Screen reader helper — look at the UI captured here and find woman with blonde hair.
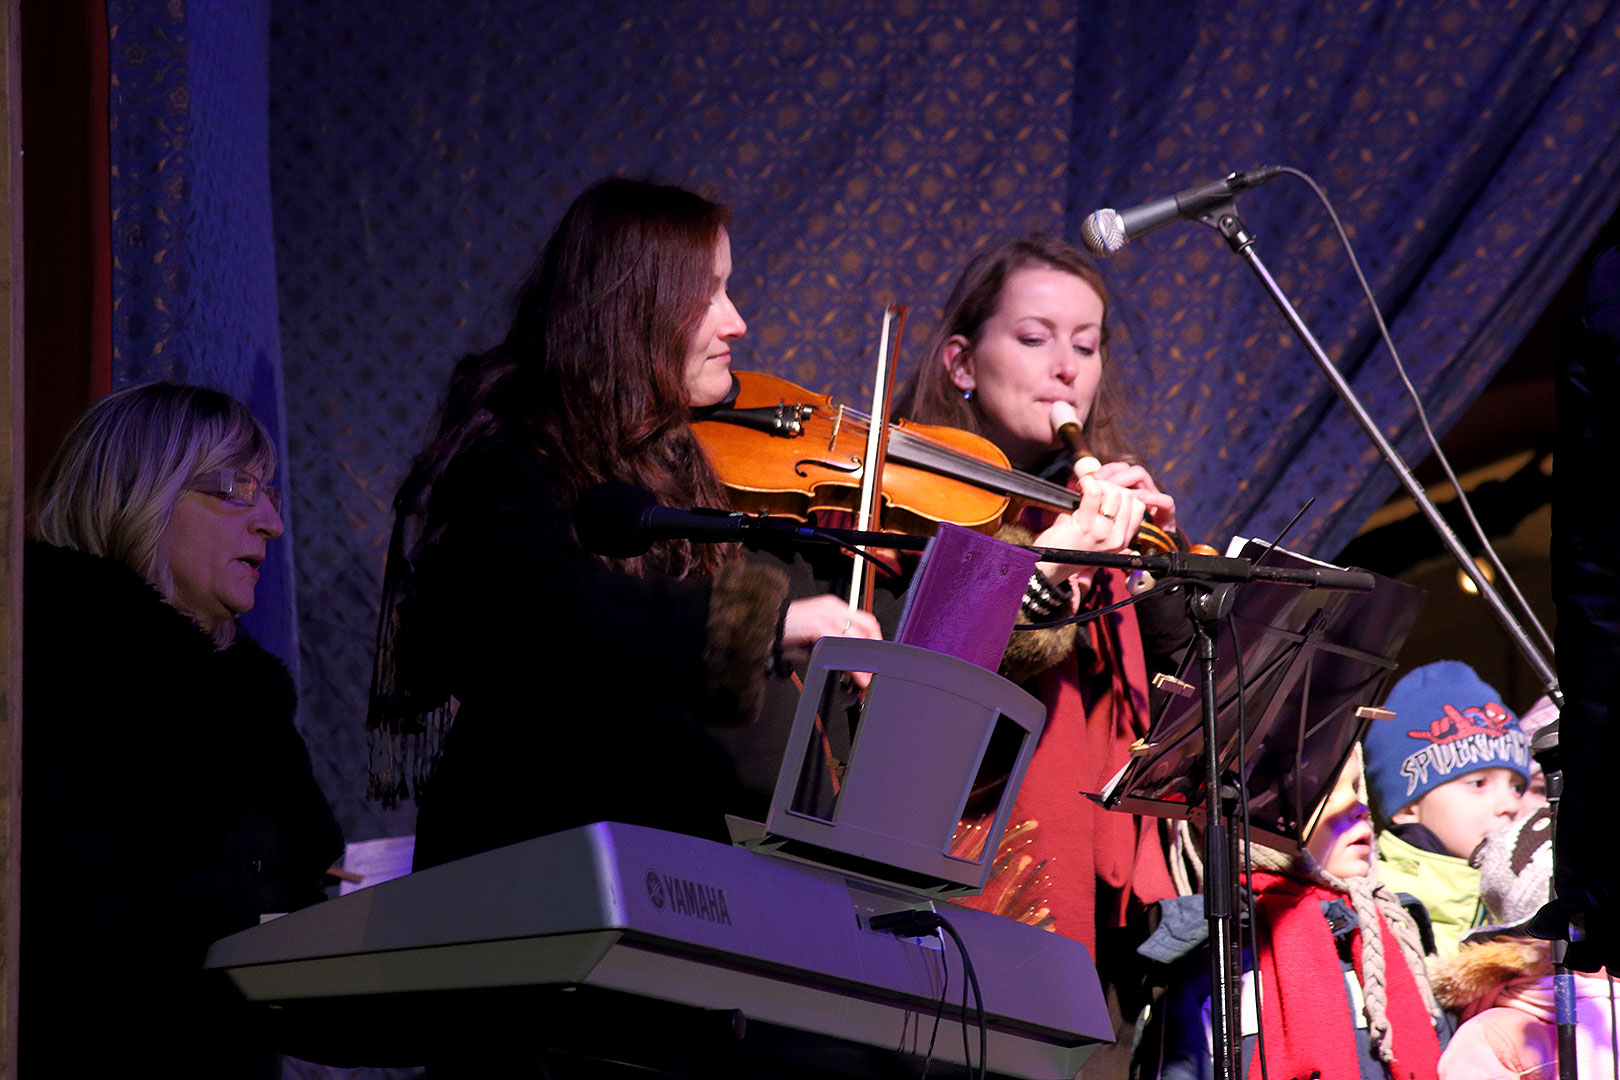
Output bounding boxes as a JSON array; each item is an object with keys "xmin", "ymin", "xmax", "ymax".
[
  {"xmin": 35, "ymin": 382, "xmax": 290, "ymax": 644},
  {"xmin": 25, "ymin": 383, "xmax": 342, "ymax": 1078}
]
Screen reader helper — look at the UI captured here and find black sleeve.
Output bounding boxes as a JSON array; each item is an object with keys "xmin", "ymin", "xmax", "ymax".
[
  {"xmin": 1135, "ymin": 583, "xmax": 1195, "ymax": 677},
  {"xmin": 417, "ymin": 445, "xmax": 714, "ymax": 706},
  {"xmin": 404, "ymin": 444, "xmax": 794, "ymax": 860},
  {"xmin": 412, "ymin": 441, "xmax": 809, "ymax": 732},
  {"xmin": 1551, "ymin": 245, "xmax": 1620, "ymax": 957}
]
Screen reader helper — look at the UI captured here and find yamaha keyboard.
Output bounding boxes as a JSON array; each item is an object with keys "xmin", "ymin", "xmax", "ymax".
[{"xmin": 207, "ymin": 821, "xmax": 1110, "ymax": 1078}]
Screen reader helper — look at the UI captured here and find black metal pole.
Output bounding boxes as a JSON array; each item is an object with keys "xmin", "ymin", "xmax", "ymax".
[
  {"xmin": 1533, "ymin": 726, "xmax": 1580, "ymax": 1080},
  {"xmin": 1197, "ymin": 201, "xmax": 1561, "ymax": 709},
  {"xmin": 1190, "ymin": 584, "xmax": 1242, "ymax": 1080},
  {"xmin": 1198, "ymin": 197, "xmax": 1577, "ymax": 1075}
]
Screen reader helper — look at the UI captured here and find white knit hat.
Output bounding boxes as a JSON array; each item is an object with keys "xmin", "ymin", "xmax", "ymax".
[{"xmin": 1463, "ymin": 805, "xmax": 1553, "ymax": 943}]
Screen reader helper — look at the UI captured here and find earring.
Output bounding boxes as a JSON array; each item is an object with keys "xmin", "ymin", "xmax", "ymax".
[{"xmin": 962, "ymin": 388, "xmax": 974, "ymax": 402}]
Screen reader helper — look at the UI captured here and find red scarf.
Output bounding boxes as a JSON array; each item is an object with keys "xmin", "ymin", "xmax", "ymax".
[
  {"xmin": 954, "ymin": 569, "xmax": 1174, "ymax": 949},
  {"xmin": 1246, "ymin": 870, "xmax": 1440, "ymax": 1080}
]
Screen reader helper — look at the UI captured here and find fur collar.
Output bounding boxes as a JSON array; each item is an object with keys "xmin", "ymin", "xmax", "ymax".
[
  {"xmin": 25, "ymin": 540, "xmax": 294, "ymax": 715},
  {"xmin": 1431, "ymin": 937, "xmax": 1551, "ymax": 1012}
]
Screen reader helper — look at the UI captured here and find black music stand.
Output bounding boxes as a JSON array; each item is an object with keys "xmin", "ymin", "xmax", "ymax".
[
  {"xmin": 1099, "ymin": 540, "xmax": 1423, "ymax": 844},
  {"xmin": 1096, "ymin": 540, "xmax": 1425, "ymax": 1079}
]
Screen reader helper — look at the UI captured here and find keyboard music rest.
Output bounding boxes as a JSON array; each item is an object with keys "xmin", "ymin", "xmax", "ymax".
[{"xmin": 206, "ymin": 822, "xmax": 1111, "ymax": 1078}]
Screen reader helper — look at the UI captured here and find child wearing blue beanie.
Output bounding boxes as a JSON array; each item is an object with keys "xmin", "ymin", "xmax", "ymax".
[{"xmin": 1362, "ymin": 660, "xmax": 1531, "ymax": 956}]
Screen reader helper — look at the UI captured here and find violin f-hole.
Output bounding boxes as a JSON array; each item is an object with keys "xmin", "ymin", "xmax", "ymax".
[{"xmin": 794, "ymin": 457, "xmax": 862, "ymax": 479}]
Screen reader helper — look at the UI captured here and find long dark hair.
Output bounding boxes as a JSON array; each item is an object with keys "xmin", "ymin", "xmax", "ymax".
[
  {"xmin": 898, "ymin": 234, "xmax": 1137, "ymax": 467},
  {"xmin": 400, "ymin": 177, "xmax": 734, "ymax": 578}
]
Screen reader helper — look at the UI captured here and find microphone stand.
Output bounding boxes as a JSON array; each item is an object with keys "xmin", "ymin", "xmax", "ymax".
[
  {"xmin": 745, "ymin": 516, "xmax": 1377, "ymax": 591},
  {"xmin": 736, "ymin": 514, "xmax": 1372, "ymax": 1080},
  {"xmin": 1532, "ymin": 724, "xmax": 1580, "ymax": 1080},
  {"xmin": 1189, "ymin": 581, "xmax": 1244, "ymax": 1080},
  {"xmin": 1192, "ymin": 199, "xmax": 1562, "ymax": 707},
  {"xmin": 1195, "ymin": 200, "xmax": 1572, "ymax": 1077}
]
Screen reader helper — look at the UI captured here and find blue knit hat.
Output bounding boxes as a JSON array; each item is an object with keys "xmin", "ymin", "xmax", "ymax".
[{"xmin": 1362, "ymin": 660, "xmax": 1530, "ymax": 825}]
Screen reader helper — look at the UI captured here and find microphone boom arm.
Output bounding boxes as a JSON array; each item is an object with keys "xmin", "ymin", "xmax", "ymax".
[
  {"xmin": 746, "ymin": 515, "xmax": 1374, "ymax": 592},
  {"xmin": 1199, "ymin": 205, "xmax": 1562, "ymax": 706}
]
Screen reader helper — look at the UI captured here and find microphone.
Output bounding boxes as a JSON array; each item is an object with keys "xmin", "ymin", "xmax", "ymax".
[
  {"xmin": 575, "ymin": 482, "xmax": 796, "ymax": 557},
  {"xmin": 1079, "ymin": 166, "xmax": 1283, "ymax": 255}
]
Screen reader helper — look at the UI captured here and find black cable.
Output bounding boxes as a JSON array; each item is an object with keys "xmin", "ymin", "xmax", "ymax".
[
  {"xmin": 920, "ymin": 921, "xmax": 950, "ymax": 1080},
  {"xmin": 869, "ymin": 909, "xmax": 988, "ymax": 1080},
  {"xmin": 1011, "ymin": 577, "xmax": 1198, "ymax": 632},
  {"xmin": 1229, "ymin": 609, "xmax": 1268, "ymax": 1080},
  {"xmin": 933, "ymin": 914, "xmax": 988, "ymax": 1080},
  {"xmin": 868, "ymin": 909, "xmax": 952, "ymax": 1078},
  {"xmin": 959, "ymin": 932, "xmax": 973, "ymax": 1079},
  {"xmin": 1008, "ymin": 507, "xmax": 1313, "ymax": 636},
  {"xmin": 1276, "ymin": 165, "xmax": 1553, "ymax": 661},
  {"xmin": 802, "ymin": 528, "xmax": 901, "ymax": 576}
]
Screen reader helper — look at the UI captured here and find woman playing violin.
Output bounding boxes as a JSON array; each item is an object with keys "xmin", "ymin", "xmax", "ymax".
[
  {"xmin": 901, "ymin": 235, "xmax": 1193, "ymax": 1072},
  {"xmin": 367, "ymin": 177, "xmax": 879, "ymax": 871}
]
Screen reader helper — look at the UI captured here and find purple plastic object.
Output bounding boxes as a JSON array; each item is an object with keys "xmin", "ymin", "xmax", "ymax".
[{"xmin": 894, "ymin": 522, "xmax": 1037, "ymax": 671}]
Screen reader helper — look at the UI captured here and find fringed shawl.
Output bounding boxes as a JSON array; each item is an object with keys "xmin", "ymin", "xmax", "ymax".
[{"xmin": 365, "ymin": 494, "xmax": 453, "ymax": 807}]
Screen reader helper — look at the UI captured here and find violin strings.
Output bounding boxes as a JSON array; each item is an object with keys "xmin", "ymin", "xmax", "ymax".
[{"xmin": 831, "ymin": 405, "xmax": 1078, "ymax": 510}]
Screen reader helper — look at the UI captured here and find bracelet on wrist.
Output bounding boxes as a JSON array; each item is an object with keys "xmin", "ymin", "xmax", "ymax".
[{"xmin": 1020, "ymin": 568, "xmax": 1074, "ymax": 620}]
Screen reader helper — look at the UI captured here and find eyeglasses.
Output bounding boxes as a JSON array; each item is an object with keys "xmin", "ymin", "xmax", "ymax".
[{"xmin": 185, "ymin": 469, "xmax": 282, "ymax": 512}]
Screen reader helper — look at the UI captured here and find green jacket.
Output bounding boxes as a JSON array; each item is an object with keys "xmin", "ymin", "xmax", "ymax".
[{"xmin": 1376, "ymin": 829, "xmax": 1484, "ymax": 958}]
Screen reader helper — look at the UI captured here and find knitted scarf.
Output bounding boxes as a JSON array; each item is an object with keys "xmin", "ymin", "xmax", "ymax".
[{"xmin": 1247, "ymin": 865, "xmax": 1443, "ymax": 1080}]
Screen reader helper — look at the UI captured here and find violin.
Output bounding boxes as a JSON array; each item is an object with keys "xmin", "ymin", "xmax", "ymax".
[
  {"xmin": 693, "ymin": 371, "xmax": 1207, "ymax": 556},
  {"xmin": 693, "ymin": 370, "xmax": 1016, "ymax": 537}
]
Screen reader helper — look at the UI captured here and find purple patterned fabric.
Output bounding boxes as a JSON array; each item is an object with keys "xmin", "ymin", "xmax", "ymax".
[
  {"xmin": 106, "ymin": 0, "xmax": 298, "ymax": 672},
  {"xmin": 267, "ymin": 0, "xmax": 1088, "ymax": 839},
  {"xmin": 104, "ymin": 1, "xmax": 1620, "ymax": 851},
  {"xmin": 1066, "ymin": 0, "xmax": 1620, "ymax": 559}
]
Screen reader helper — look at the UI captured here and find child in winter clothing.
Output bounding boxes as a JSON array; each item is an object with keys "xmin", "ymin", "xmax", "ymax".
[
  {"xmin": 1433, "ymin": 806, "xmax": 1618, "ymax": 1080},
  {"xmin": 1364, "ymin": 661, "xmax": 1531, "ymax": 956},
  {"xmin": 1138, "ymin": 748, "xmax": 1450, "ymax": 1080},
  {"xmin": 1515, "ymin": 695, "xmax": 1559, "ymax": 818}
]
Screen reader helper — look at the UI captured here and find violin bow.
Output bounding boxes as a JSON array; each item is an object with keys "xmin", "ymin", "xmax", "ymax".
[{"xmin": 847, "ymin": 304, "xmax": 907, "ymax": 613}]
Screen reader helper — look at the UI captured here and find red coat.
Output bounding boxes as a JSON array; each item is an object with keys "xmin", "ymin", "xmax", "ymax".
[{"xmin": 954, "ymin": 569, "xmax": 1176, "ymax": 952}]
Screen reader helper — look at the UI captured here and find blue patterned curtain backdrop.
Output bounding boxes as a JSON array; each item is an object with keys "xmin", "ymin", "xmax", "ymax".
[
  {"xmin": 106, "ymin": 0, "xmax": 299, "ymax": 672},
  {"xmin": 101, "ymin": 0, "xmax": 1620, "ymax": 842},
  {"xmin": 1065, "ymin": 0, "xmax": 1620, "ymax": 561},
  {"xmin": 268, "ymin": 0, "xmax": 1085, "ymax": 839}
]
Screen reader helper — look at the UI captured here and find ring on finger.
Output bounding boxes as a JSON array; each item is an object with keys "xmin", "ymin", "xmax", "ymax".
[{"xmin": 841, "ymin": 618, "xmax": 852, "ymax": 634}]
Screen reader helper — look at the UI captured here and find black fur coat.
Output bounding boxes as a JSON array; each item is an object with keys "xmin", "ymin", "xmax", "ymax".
[
  {"xmin": 382, "ymin": 438, "xmax": 790, "ymax": 871},
  {"xmin": 21, "ymin": 541, "xmax": 344, "ymax": 1077}
]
